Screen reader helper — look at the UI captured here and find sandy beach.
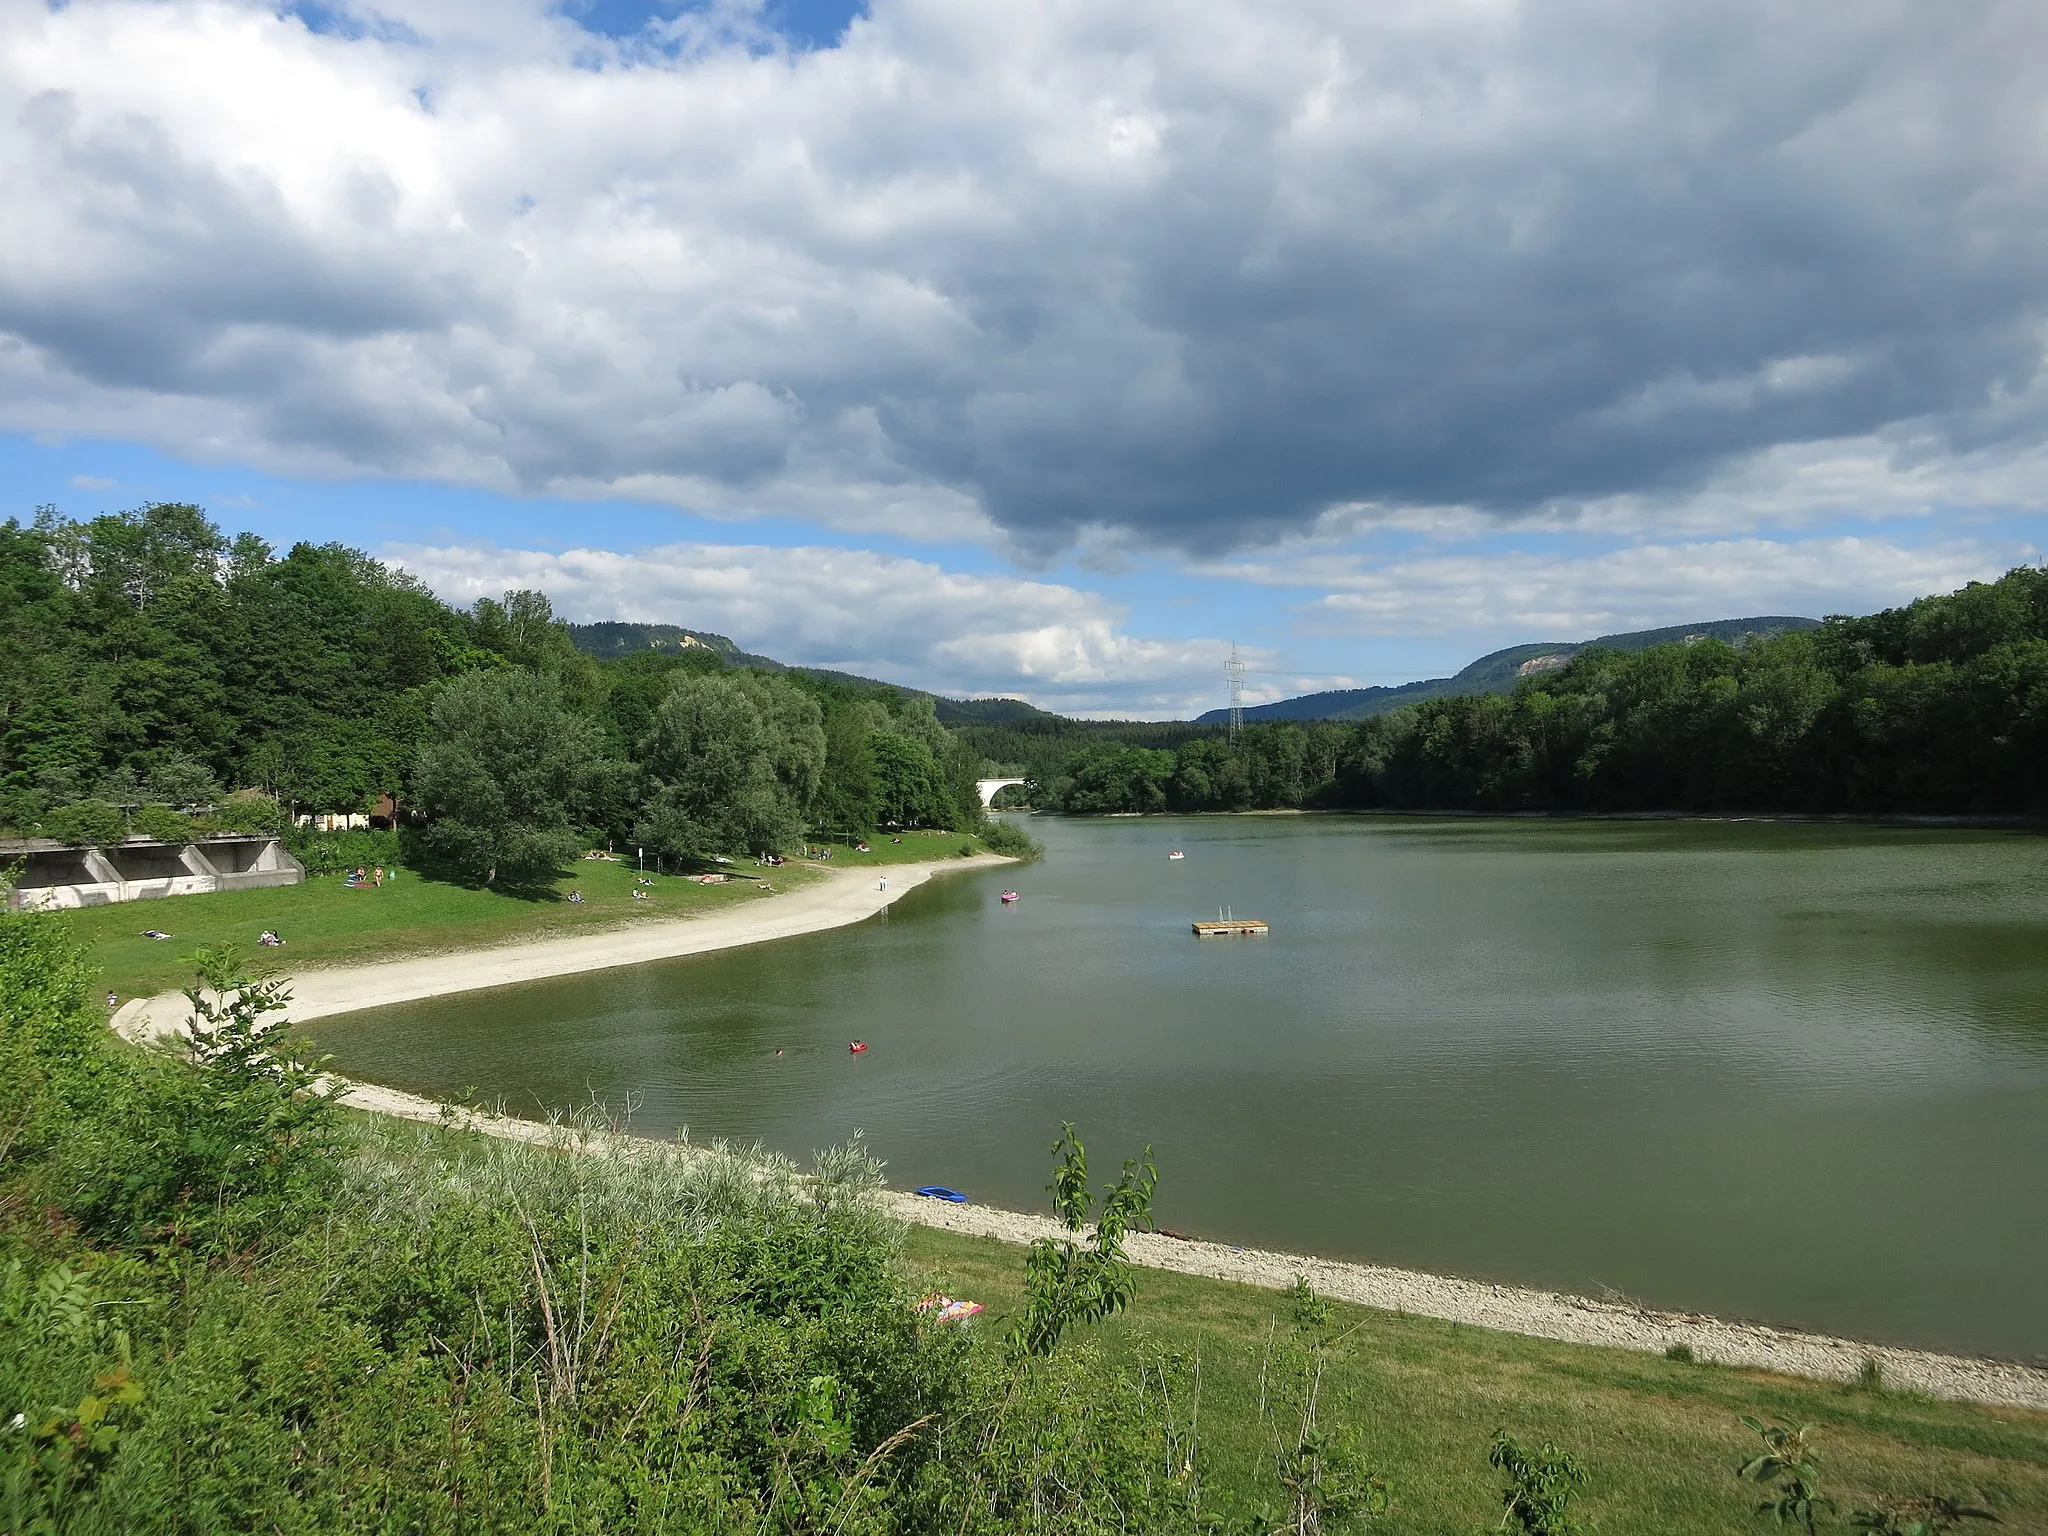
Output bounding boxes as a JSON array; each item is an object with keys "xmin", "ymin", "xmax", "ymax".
[{"xmin": 114, "ymin": 854, "xmax": 1011, "ymax": 1040}]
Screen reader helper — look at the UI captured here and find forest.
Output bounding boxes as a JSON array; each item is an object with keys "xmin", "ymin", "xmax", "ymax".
[
  {"xmin": 0, "ymin": 504, "xmax": 1007, "ymax": 881},
  {"xmin": 1035, "ymin": 566, "xmax": 2048, "ymax": 818},
  {"xmin": 4, "ymin": 503, "xmax": 2043, "ymax": 860}
]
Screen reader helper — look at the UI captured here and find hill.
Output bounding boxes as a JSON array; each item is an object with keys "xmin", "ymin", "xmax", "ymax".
[
  {"xmin": 1199, "ymin": 615, "xmax": 1821, "ymax": 724},
  {"xmin": 566, "ymin": 621, "xmax": 785, "ymax": 670},
  {"xmin": 568, "ymin": 622, "xmax": 936, "ymax": 701}
]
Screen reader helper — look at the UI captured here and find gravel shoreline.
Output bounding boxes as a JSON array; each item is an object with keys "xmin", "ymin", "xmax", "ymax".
[{"xmin": 341, "ymin": 1084, "xmax": 2048, "ymax": 1414}]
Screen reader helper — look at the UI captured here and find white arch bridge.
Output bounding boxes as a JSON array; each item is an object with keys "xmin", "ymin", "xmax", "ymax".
[{"xmin": 975, "ymin": 777, "xmax": 1029, "ymax": 808}]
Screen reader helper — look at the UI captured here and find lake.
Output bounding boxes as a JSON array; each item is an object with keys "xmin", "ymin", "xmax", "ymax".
[{"xmin": 316, "ymin": 815, "xmax": 2048, "ymax": 1361}]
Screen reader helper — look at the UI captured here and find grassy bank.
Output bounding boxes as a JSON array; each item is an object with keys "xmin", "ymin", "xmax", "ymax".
[
  {"xmin": 901, "ymin": 1225, "xmax": 2048, "ymax": 1534},
  {"xmin": 802, "ymin": 829, "xmax": 1001, "ymax": 867},
  {"xmin": 64, "ymin": 832, "xmax": 1004, "ymax": 999},
  {"xmin": 60, "ymin": 857, "xmax": 814, "ymax": 999}
]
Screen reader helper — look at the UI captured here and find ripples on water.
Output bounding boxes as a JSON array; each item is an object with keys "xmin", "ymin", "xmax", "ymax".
[{"xmin": 319, "ymin": 816, "xmax": 2048, "ymax": 1360}]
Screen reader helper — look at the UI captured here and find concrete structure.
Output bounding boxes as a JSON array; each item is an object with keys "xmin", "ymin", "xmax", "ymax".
[
  {"xmin": 3, "ymin": 835, "xmax": 304, "ymax": 911},
  {"xmin": 975, "ymin": 777, "xmax": 1028, "ymax": 807}
]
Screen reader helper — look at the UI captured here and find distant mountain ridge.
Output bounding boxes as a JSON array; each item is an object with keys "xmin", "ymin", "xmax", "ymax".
[
  {"xmin": 1198, "ymin": 615, "xmax": 1822, "ymax": 725},
  {"xmin": 572, "ymin": 615, "xmax": 1823, "ymax": 732}
]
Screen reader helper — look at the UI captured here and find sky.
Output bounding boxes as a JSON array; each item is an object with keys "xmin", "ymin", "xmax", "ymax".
[{"xmin": 2, "ymin": 0, "xmax": 2044, "ymax": 716}]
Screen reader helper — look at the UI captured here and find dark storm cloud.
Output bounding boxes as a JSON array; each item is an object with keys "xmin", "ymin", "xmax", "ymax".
[{"xmin": 2, "ymin": 0, "xmax": 2045, "ymax": 546}]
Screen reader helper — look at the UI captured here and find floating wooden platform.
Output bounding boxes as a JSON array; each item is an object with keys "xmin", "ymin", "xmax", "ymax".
[{"xmin": 1192, "ymin": 918, "xmax": 1268, "ymax": 937}]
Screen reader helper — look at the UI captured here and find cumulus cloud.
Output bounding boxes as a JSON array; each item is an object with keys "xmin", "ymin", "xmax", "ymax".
[
  {"xmin": 387, "ymin": 536, "xmax": 1239, "ymax": 710},
  {"xmin": 3, "ymin": 0, "xmax": 2047, "ymax": 551},
  {"xmin": 1265, "ymin": 537, "xmax": 2039, "ymax": 640}
]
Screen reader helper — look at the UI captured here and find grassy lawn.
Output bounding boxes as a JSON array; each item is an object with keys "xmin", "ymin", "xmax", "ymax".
[
  {"xmin": 65, "ymin": 855, "xmax": 825, "ymax": 1000},
  {"xmin": 67, "ymin": 830, "xmax": 1005, "ymax": 999},
  {"xmin": 800, "ymin": 829, "xmax": 1001, "ymax": 867},
  {"xmin": 900, "ymin": 1225, "xmax": 2048, "ymax": 1535}
]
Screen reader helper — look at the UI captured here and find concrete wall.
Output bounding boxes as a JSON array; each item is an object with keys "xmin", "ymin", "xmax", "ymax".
[{"xmin": 3, "ymin": 836, "xmax": 305, "ymax": 912}]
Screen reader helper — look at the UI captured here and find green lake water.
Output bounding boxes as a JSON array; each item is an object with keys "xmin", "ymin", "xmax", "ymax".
[{"xmin": 316, "ymin": 815, "xmax": 2048, "ymax": 1361}]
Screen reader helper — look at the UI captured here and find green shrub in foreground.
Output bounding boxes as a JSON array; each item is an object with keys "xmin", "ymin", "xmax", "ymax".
[{"xmin": 0, "ymin": 906, "xmax": 1205, "ymax": 1532}]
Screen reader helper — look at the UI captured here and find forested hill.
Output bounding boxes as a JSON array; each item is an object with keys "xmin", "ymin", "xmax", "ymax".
[
  {"xmin": 1197, "ymin": 615, "xmax": 1820, "ymax": 724},
  {"xmin": 1039, "ymin": 571, "xmax": 2045, "ymax": 817},
  {"xmin": 0, "ymin": 503, "xmax": 1009, "ymax": 874},
  {"xmin": 566, "ymin": 621, "xmax": 781, "ymax": 669},
  {"xmin": 571, "ymin": 620, "xmax": 954, "ymax": 702}
]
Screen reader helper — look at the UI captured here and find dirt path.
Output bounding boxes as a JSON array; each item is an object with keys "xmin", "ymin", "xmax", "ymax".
[{"xmin": 113, "ymin": 855, "xmax": 1011, "ymax": 1040}]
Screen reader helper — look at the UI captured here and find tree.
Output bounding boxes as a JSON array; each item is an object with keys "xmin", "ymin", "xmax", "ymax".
[
  {"xmin": 869, "ymin": 727, "xmax": 951, "ymax": 826},
  {"xmin": 636, "ymin": 671, "xmax": 823, "ymax": 859},
  {"xmin": 411, "ymin": 670, "xmax": 612, "ymax": 886},
  {"xmin": 813, "ymin": 701, "xmax": 877, "ymax": 834}
]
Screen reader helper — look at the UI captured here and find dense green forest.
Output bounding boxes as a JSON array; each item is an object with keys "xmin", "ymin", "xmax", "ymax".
[
  {"xmin": 0, "ymin": 504, "xmax": 1005, "ymax": 877},
  {"xmin": 1036, "ymin": 568, "xmax": 2048, "ymax": 817},
  {"xmin": 5, "ymin": 503, "xmax": 2042, "ymax": 847}
]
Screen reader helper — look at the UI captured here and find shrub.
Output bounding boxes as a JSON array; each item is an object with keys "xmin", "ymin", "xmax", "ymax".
[
  {"xmin": 1016, "ymin": 1123, "xmax": 1157, "ymax": 1358},
  {"xmin": 32, "ymin": 944, "xmax": 346, "ymax": 1252},
  {"xmin": 1493, "ymin": 1430, "xmax": 1590, "ymax": 1535},
  {"xmin": 38, "ymin": 799, "xmax": 125, "ymax": 848},
  {"xmin": 127, "ymin": 806, "xmax": 195, "ymax": 845},
  {"xmin": 0, "ymin": 787, "xmax": 46, "ymax": 836},
  {"xmin": 288, "ymin": 825, "xmax": 400, "ymax": 877},
  {"xmin": 202, "ymin": 792, "xmax": 283, "ymax": 835},
  {"xmin": 977, "ymin": 817, "xmax": 1044, "ymax": 861},
  {"xmin": 0, "ymin": 919, "xmax": 1207, "ymax": 1536}
]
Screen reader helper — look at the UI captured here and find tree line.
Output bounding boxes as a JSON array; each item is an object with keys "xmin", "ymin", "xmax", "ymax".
[
  {"xmin": 6, "ymin": 502, "xmax": 2041, "ymax": 850},
  {"xmin": 0, "ymin": 503, "xmax": 997, "ymax": 879},
  {"xmin": 1037, "ymin": 567, "xmax": 2048, "ymax": 817}
]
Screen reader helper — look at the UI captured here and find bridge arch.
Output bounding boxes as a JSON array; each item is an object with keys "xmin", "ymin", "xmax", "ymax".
[{"xmin": 974, "ymin": 777, "xmax": 1028, "ymax": 808}]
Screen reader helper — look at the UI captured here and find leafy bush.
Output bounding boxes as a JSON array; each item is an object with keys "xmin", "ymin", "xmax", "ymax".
[
  {"xmin": 977, "ymin": 817, "xmax": 1044, "ymax": 861},
  {"xmin": 287, "ymin": 825, "xmax": 399, "ymax": 877},
  {"xmin": 1493, "ymin": 1430, "xmax": 1590, "ymax": 1535},
  {"xmin": 126, "ymin": 806, "xmax": 194, "ymax": 845},
  {"xmin": 21, "ymin": 943, "xmax": 345, "ymax": 1253},
  {"xmin": 0, "ymin": 911, "xmax": 1211, "ymax": 1533},
  {"xmin": 38, "ymin": 799, "xmax": 125, "ymax": 848},
  {"xmin": 201, "ymin": 792, "xmax": 283, "ymax": 835},
  {"xmin": 1016, "ymin": 1123, "xmax": 1156, "ymax": 1358},
  {"xmin": 0, "ymin": 787, "xmax": 46, "ymax": 836},
  {"xmin": 1737, "ymin": 1418, "xmax": 1829, "ymax": 1534}
]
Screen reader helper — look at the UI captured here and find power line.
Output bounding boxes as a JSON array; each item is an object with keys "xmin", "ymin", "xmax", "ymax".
[{"xmin": 1224, "ymin": 643, "xmax": 1245, "ymax": 746}]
